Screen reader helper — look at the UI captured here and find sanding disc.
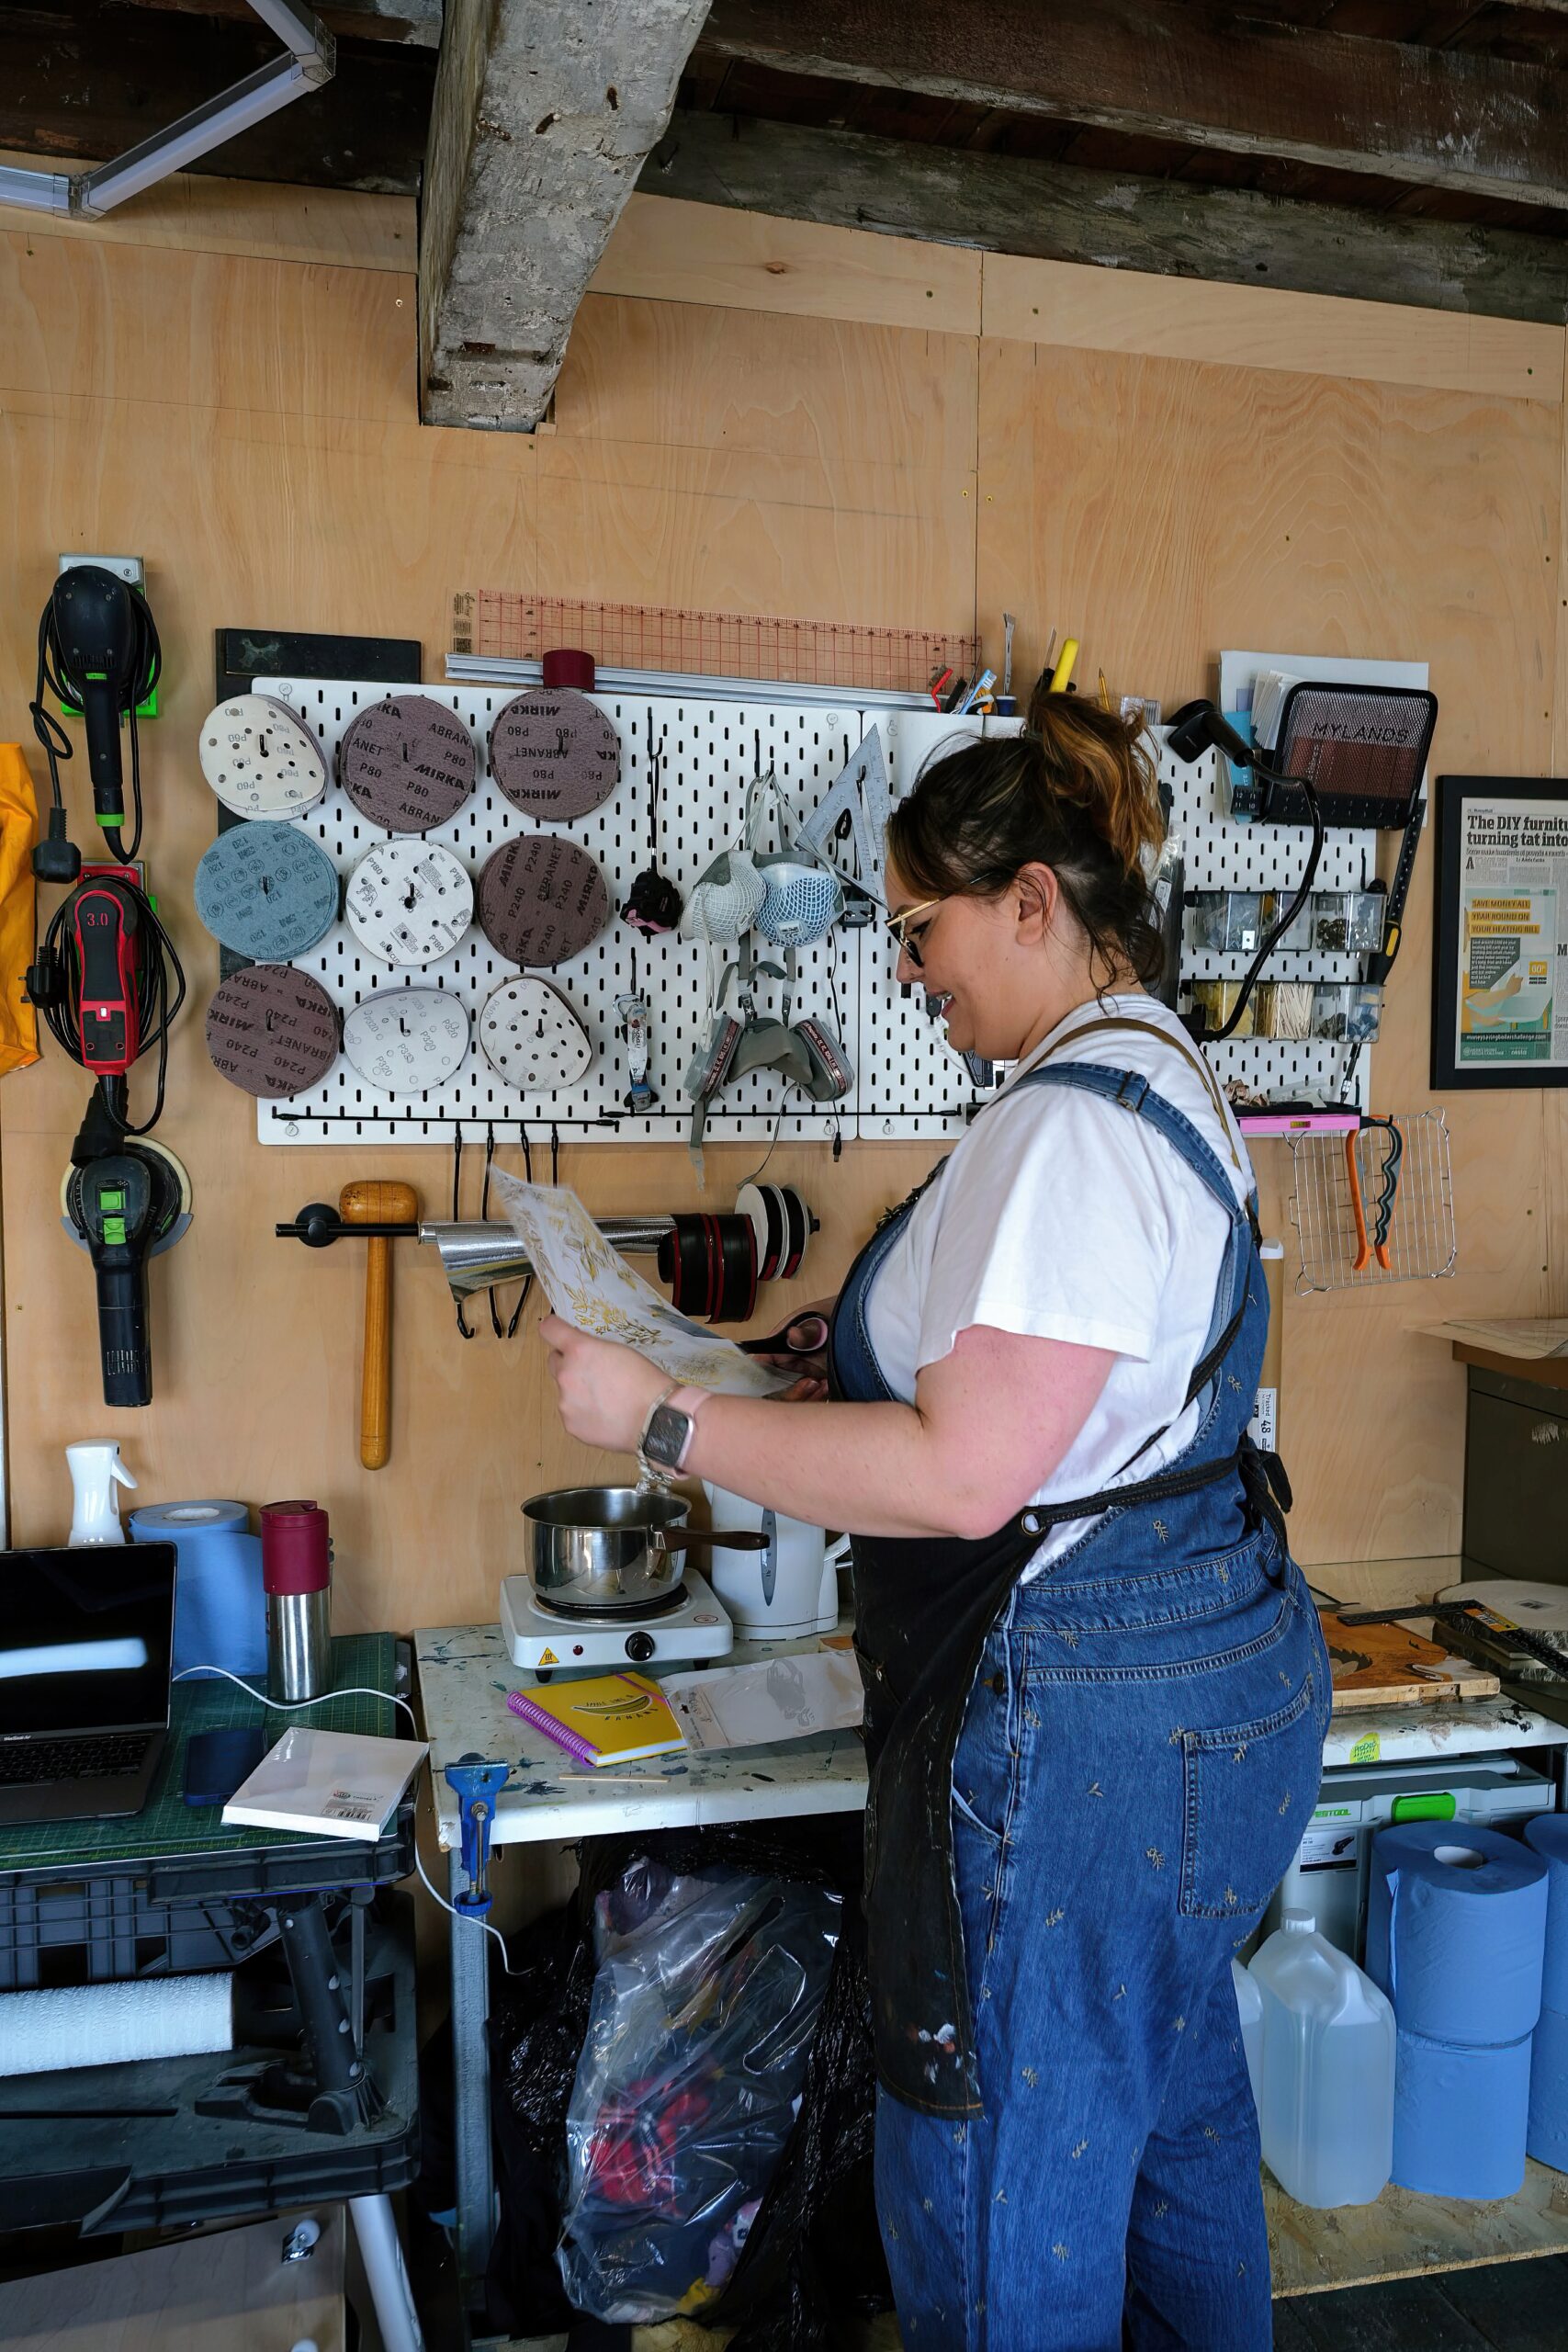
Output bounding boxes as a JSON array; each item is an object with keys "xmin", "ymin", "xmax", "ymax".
[
  {"xmin": 194, "ymin": 821, "xmax": 340, "ymax": 962},
  {"xmin": 198, "ymin": 694, "xmax": 328, "ymax": 819},
  {"xmin": 489, "ymin": 689, "xmax": 620, "ymax": 819},
  {"xmin": 479, "ymin": 977, "xmax": 593, "ymax": 1092},
  {"xmin": 344, "ymin": 841, "xmax": 473, "ymax": 967},
  {"xmin": 205, "ymin": 967, "xmax": 341, "ymax": 1099},
  {"xmin": 343, "ymin": 989, "xmax": 471, "ymax": 1093},
  {"xmin": 477, "ymin": 835, "xmax": 609, "ymax": 967},
  {"xmin": 338, "ymin": 694, "xmax": 477, "ymax": 832}
]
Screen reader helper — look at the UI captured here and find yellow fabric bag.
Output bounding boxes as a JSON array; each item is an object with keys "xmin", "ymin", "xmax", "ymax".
[{"xmin": 0, "ymin": 747, "xmax": 40, "ymax": 1076}]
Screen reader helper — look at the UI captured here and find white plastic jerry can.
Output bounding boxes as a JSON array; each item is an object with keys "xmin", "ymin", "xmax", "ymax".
[{"xmin": 1248, "ymin": 1908, "xmax": 1395, "ymax": 2209}]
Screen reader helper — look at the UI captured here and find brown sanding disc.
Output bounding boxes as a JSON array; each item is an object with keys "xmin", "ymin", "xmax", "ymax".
[
  {"xmin": 338, "ymin": 695, "xmax": 477, "ymax": 832},
  {"xmin": 478, "ymin": 834, "xmax": 609, "ymax": 967},
  {"xmin": 489, "ymin": 689, "xmax": 619, "ymax": 819},
  {"xmin": 205, "ymin": 967, "xmax": 341, "ymax": 1099}
]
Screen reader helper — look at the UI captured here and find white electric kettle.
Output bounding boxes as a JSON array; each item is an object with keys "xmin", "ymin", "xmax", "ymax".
[{"xmin": 701, "ymin": 1483, "xmax": 845, "ymax": 1640}]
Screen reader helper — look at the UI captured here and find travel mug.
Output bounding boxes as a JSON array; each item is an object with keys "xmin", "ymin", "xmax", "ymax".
[{"xmin": 262, "ymin": 1498, "xmax": 333, "ymax": 1702}]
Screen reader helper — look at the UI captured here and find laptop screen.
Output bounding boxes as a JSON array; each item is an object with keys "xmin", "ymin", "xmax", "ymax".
[{"xmin": 0, "ymin": 1544, "xmax": 177, "ymax": 1740}]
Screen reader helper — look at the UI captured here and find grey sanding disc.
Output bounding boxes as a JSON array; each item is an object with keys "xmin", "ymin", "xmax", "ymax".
[
  {"xmin": 194, "ymin": 821, "xmax": 340, "ymax": 961},
  {"xmin": 489, "ymin": 690, "xmax": 620, "ymax": 819},
  {"xmin": 478, "ymin": 835, "xmax": 609, "ymax": 967},
  {"xmin": 338, "ymin": 694, "xmax": 477, "ymax": 832},
  {"xmin": 205, "ymin": 967, "xmax": 341, "ymax": 1098}
]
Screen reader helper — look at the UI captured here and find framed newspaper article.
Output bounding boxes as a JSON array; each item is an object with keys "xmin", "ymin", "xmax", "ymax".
[{"xmin": 1433, "ymin": 775, "xmax": 1568, "ymax": 1090}]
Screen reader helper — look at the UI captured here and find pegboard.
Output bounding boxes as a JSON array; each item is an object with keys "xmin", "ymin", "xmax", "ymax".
[
  {"xmin": 248, "ymin": 679, "xmax": 899, "ymax": 1144},
  {"xmin": 235, "ymin": 684, "xmax": 1369, "ymax": 1144},
  {"xmin": 1172, "ymin": 741, "xmax": 1376, "ymax": 1114}
]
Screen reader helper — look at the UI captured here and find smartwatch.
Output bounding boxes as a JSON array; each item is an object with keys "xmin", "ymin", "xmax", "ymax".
[{"xmin": 637, "ymin": 1384, "xmax": 707, "ymax": 1479}]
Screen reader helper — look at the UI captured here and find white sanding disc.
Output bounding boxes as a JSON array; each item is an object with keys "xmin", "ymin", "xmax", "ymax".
[
  {"xmin": 479, "ymin": 977, "xmax": 593, "ymax": 1092},
  {"xmin": 344, "ymin": 841, "xmax": 473, "ymax": 967},
  {"xmin": 343, "ymin": 989, "xmax": 472, "ymax": 1093},
  {"xmin": 198, "ymin": 695, "xmax": 328, "ymax": 819}
]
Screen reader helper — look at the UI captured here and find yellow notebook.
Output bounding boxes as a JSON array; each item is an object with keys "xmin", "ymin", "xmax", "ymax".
[{"xmin": 506, "ymin": 1671, "xmax": 688, "ymax": 1767}]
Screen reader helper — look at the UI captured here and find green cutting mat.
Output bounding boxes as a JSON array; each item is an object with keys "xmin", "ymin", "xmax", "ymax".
[{"xmin": 0, "ymin": 1634, "xmax": 399, "ymax": 1872}]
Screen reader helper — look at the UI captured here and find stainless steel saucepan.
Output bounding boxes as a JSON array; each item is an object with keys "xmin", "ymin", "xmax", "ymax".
[{"xmin": 521, "ymin": 1484, "xmax": 769, "ymax": 1614}]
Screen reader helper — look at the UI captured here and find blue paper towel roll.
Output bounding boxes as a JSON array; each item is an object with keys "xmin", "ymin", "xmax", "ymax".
[
  {"xmin": 1526, "ymin": 1815, "xmax": 1568, "ymax": 2018},
  {"xmin": 129, "ymin": 1501, "xmax": 265, "ymax": 1679},
  {"xmin": 1367, "ymin": 1821, "xmax": 1547, "ymax": 2044},
  {"xmin": 1393, "ymin": 2026, "xmax": 1533, "ymax": 2199},
  {"xmin": 1529, "ymin": 2001, "xmax": 1568, "ymax": 2170}
]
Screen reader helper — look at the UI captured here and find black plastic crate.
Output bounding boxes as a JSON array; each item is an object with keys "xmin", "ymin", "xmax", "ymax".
[{"xmin": 0, "ymin": 1895, "xmax": 418, "ymax": 2233}]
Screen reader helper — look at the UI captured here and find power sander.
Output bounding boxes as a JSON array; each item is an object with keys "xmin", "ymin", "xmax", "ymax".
[{"xmin": 60, "ymin": 1091, "xmax": 191, "ymax": 1407}]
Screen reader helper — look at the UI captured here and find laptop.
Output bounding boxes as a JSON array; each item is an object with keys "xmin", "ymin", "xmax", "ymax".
[{"xmin": 0, "ymin": 1543, "xmax": 177, "ymax": 1825}]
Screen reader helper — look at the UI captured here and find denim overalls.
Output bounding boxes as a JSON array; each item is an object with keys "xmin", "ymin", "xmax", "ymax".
[{"xmin": 829, "ymin": 1023, "xmax": 1330, "ymax": 2349}]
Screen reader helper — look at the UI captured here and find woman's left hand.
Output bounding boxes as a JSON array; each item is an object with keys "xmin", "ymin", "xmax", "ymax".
[{"xmin": 539, "ymin": 1315, "xmax": 672, "ymax": 1453}]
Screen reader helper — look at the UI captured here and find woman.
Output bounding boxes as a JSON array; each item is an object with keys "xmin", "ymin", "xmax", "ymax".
[{"xmin": 542, "ymin": 700, "xmax": 1330, "ymax": 2350}]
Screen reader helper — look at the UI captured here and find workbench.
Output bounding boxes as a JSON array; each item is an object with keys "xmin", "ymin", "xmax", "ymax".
[{"xmin": 418, "ymin": 1563, "xmax": 1568, "ymax": 2331}]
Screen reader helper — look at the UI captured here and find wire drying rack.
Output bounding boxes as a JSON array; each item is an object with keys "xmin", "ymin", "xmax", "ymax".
[{"xmin": 1287, "ymin": 1111, "xmax": 1456, "ymax": 1295}]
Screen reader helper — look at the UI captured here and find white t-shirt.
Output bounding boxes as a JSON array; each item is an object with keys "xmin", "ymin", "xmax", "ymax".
[{"xmin": 863, "ymin": 992, "xmax": 1256, "ymax": 1572}]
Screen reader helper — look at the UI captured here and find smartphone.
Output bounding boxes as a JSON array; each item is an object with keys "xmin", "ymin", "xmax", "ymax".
[{"xmin": 184, "ymin": 1725, "xmax": 268, "ymax": 1808}]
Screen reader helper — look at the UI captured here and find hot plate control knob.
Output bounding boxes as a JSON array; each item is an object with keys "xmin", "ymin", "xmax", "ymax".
[{"xmin": 624, "ymin": 1630, "xmax": 656, "ymax": 1662}]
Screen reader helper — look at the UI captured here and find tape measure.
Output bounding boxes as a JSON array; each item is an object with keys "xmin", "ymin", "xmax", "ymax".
[
  {"xmin": 205, "ymin": 967, "xmax": 341, "ymax": 1098},
  {"xmin": 477, "ymin": 835, "xmax": 610, "ymax": 967},
  {"xmin": 198, "ymin": 695, "xmax": 329, "ymax": 819},
  {"xmin": 194, "ymin": 821, "xmax": 340, "ymax": 961},
  {"xmin": 338, "ymin": 694, "xmax": 478, "ymax": 832},
  {"xmin": 343, "ymin": 989, "xmax": 472, "ymax": 1093},
  {"xmin": 344, "ymin": 841, "xmax": 474, "ymax": 967},
  {"xmin": 479, "ymin": 977, "xmax": 593, "ymax": 1092},
  {"xmin": 489, "ymin": 689, "xmax": 620, "ymax": 819}
]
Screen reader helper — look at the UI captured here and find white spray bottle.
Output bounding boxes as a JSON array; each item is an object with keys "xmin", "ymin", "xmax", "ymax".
[{"xmin": 66, "ymin": 1442, "xmax": 138, "ymax": 1546}]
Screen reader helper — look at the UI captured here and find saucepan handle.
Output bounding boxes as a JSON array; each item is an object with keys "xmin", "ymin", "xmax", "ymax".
[{"xmin": 647, "ymin": 1528, "xmax": 771, "ymax": 1554}]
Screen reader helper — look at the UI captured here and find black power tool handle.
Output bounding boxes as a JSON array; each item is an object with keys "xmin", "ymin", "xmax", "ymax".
[{"xmin": 95, "ymin": 1250, "xmax": 152, "ymax": 1408}]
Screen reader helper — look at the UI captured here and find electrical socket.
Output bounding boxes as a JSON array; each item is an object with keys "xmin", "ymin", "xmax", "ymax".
[{"xmin": 56, "ymin": 553, "xmax": 145, "ymax": 588}]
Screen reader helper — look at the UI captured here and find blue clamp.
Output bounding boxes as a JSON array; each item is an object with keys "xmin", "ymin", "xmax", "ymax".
[{"xmin": 445, "ymin": 1752, "xmax": 511, "ymax": 1916}]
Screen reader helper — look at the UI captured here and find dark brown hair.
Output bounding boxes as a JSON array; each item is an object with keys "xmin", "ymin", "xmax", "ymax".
[{"xmin": 886, "ymin": 696, "xmax": 1167, "ymax": 988}]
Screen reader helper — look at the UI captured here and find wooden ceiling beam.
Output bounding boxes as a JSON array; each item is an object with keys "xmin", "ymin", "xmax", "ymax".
[
  {"xmin": 419, "ymin": 0, "xmax": 710, "ymax": 430},
  {"xmin": 698, "ymin": 0, "xmax": 1568, "ymax": 210},
  {"xmin": 107, "ymin": 0, "xmax": 443, "ymax": 45},
  {"xmin": 641, "ymin": 108, "xmax": 1568, "ymax": 325}
]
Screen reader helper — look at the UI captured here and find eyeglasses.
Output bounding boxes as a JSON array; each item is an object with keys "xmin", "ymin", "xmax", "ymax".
[{"xmin": 884, "ymin": 896, "xmax": 944, "ymax": 970}]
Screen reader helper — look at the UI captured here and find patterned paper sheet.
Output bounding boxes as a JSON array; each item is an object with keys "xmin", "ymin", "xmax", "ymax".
[{"xmin": 491, "ymin": 1177, "xmax": 792, "ymax": 1396}]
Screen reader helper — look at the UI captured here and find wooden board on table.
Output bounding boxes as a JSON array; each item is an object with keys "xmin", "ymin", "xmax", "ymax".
[
  {"xmin": 1269, "ymin": 2157, "xmax": 1568, "ymax": 2297},
  {"xmin": 1319, "ymin": 1609, "xmax": 1500, "ymax": 1710},
  {"xmin": 0, "ymin": 2207, "xmax": 344, "ymax": 2347}
]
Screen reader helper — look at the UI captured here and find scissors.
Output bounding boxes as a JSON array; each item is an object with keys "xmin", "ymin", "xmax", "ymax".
[{"xmin": 738, "ymin": 1312, "xmax": 831, "ymax": 1365}]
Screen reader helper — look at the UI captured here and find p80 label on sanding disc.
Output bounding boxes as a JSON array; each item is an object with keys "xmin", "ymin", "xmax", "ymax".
[
  {"xmin": 205, "ymin": 967, "xmax": 341, "ymax": 1098},
  {"xmin": 478, "ymin": 835, "xmax": 609, "ymax": 967},
  {"xmin": 345, "ymin": 841, "xmax": 474, "ymax": 967},
  {"xmin": 489, "ymin": 690, "xmax": 620, "ymax": 819},
  {"xmin": 199, "ymin": 694, "xmax": 329, "ymax": 819},
  {"xmin": 195, "ymin": 821, "xmax": 340, "ymax": 962},
  {"xmin": 344, "ymin": 989, "xmax": 471, "ymax": 1093},
  {"xmin": 338, "ymin": 694, "xmax": 477, "ymax": 832}
]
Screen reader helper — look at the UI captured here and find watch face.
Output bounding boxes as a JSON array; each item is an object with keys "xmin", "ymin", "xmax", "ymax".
[{"xmin": 642, "ymin": 1404, "xmax": 690, "ymax": 1469}]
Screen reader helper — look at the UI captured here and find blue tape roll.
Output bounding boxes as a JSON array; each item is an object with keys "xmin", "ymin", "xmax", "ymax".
[
  {"xmin": 1529, "ymin": 2002, "xmax": 1568, "ymax": 2169},
  {"xmin": 1393, "ymin": 2026, "xmax": 1532, "ymax": 2199},
  {"xmin": 195, "ymin": 821, "xmax": 340, "ymax": 962},
  {"xmin": 1367, "ymin": 1821, "xmax": 1547, "ymax": 2044},
  {"xmin": 129, "ymin": 1500, "xmax": 265, "ymax": 1679},
  {"xmin": 1526, "ymin": 1815, "xmax": 1568, "ymax": 2016}
]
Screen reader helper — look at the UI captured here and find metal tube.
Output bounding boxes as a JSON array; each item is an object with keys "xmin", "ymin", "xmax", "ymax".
[
  {"xmin": 418, "ymin": 1216, "xmax": 674, "ymax": 1300},
  {"xmin": 0, "ymin": 166, "xmax": 71, "ymax": 215}
]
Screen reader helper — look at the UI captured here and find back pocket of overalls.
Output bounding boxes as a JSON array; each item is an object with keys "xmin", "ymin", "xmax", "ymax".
[{"xmin": 1178, "ymin": 1676, "xmax": 1320, "ymax": 1921}]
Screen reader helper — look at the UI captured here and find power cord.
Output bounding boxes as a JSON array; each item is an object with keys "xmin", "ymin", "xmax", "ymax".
[{"xmin": 172, "ymin": 1665, "xmax": 525, "ymax": 1976}]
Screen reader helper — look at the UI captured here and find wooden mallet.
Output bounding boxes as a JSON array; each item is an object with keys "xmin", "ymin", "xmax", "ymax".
[{"xmin": 338, "ymin": 1179, "xmax": 417, "ymax": 1470}]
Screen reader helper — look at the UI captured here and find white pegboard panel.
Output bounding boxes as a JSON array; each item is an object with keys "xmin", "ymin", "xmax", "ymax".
[
  {"xmin": 1166, "ymin": 734, "xmax": 1376, "ymax": 1113},
  {"xmin": 248, "ymin": 679, "xmax": 874, "ymax": 1145}
]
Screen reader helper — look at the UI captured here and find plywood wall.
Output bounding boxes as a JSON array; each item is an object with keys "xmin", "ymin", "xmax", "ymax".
[{"xmin": 0, "ymin": 175, "xmax": 1560, "ymax": 1628}]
